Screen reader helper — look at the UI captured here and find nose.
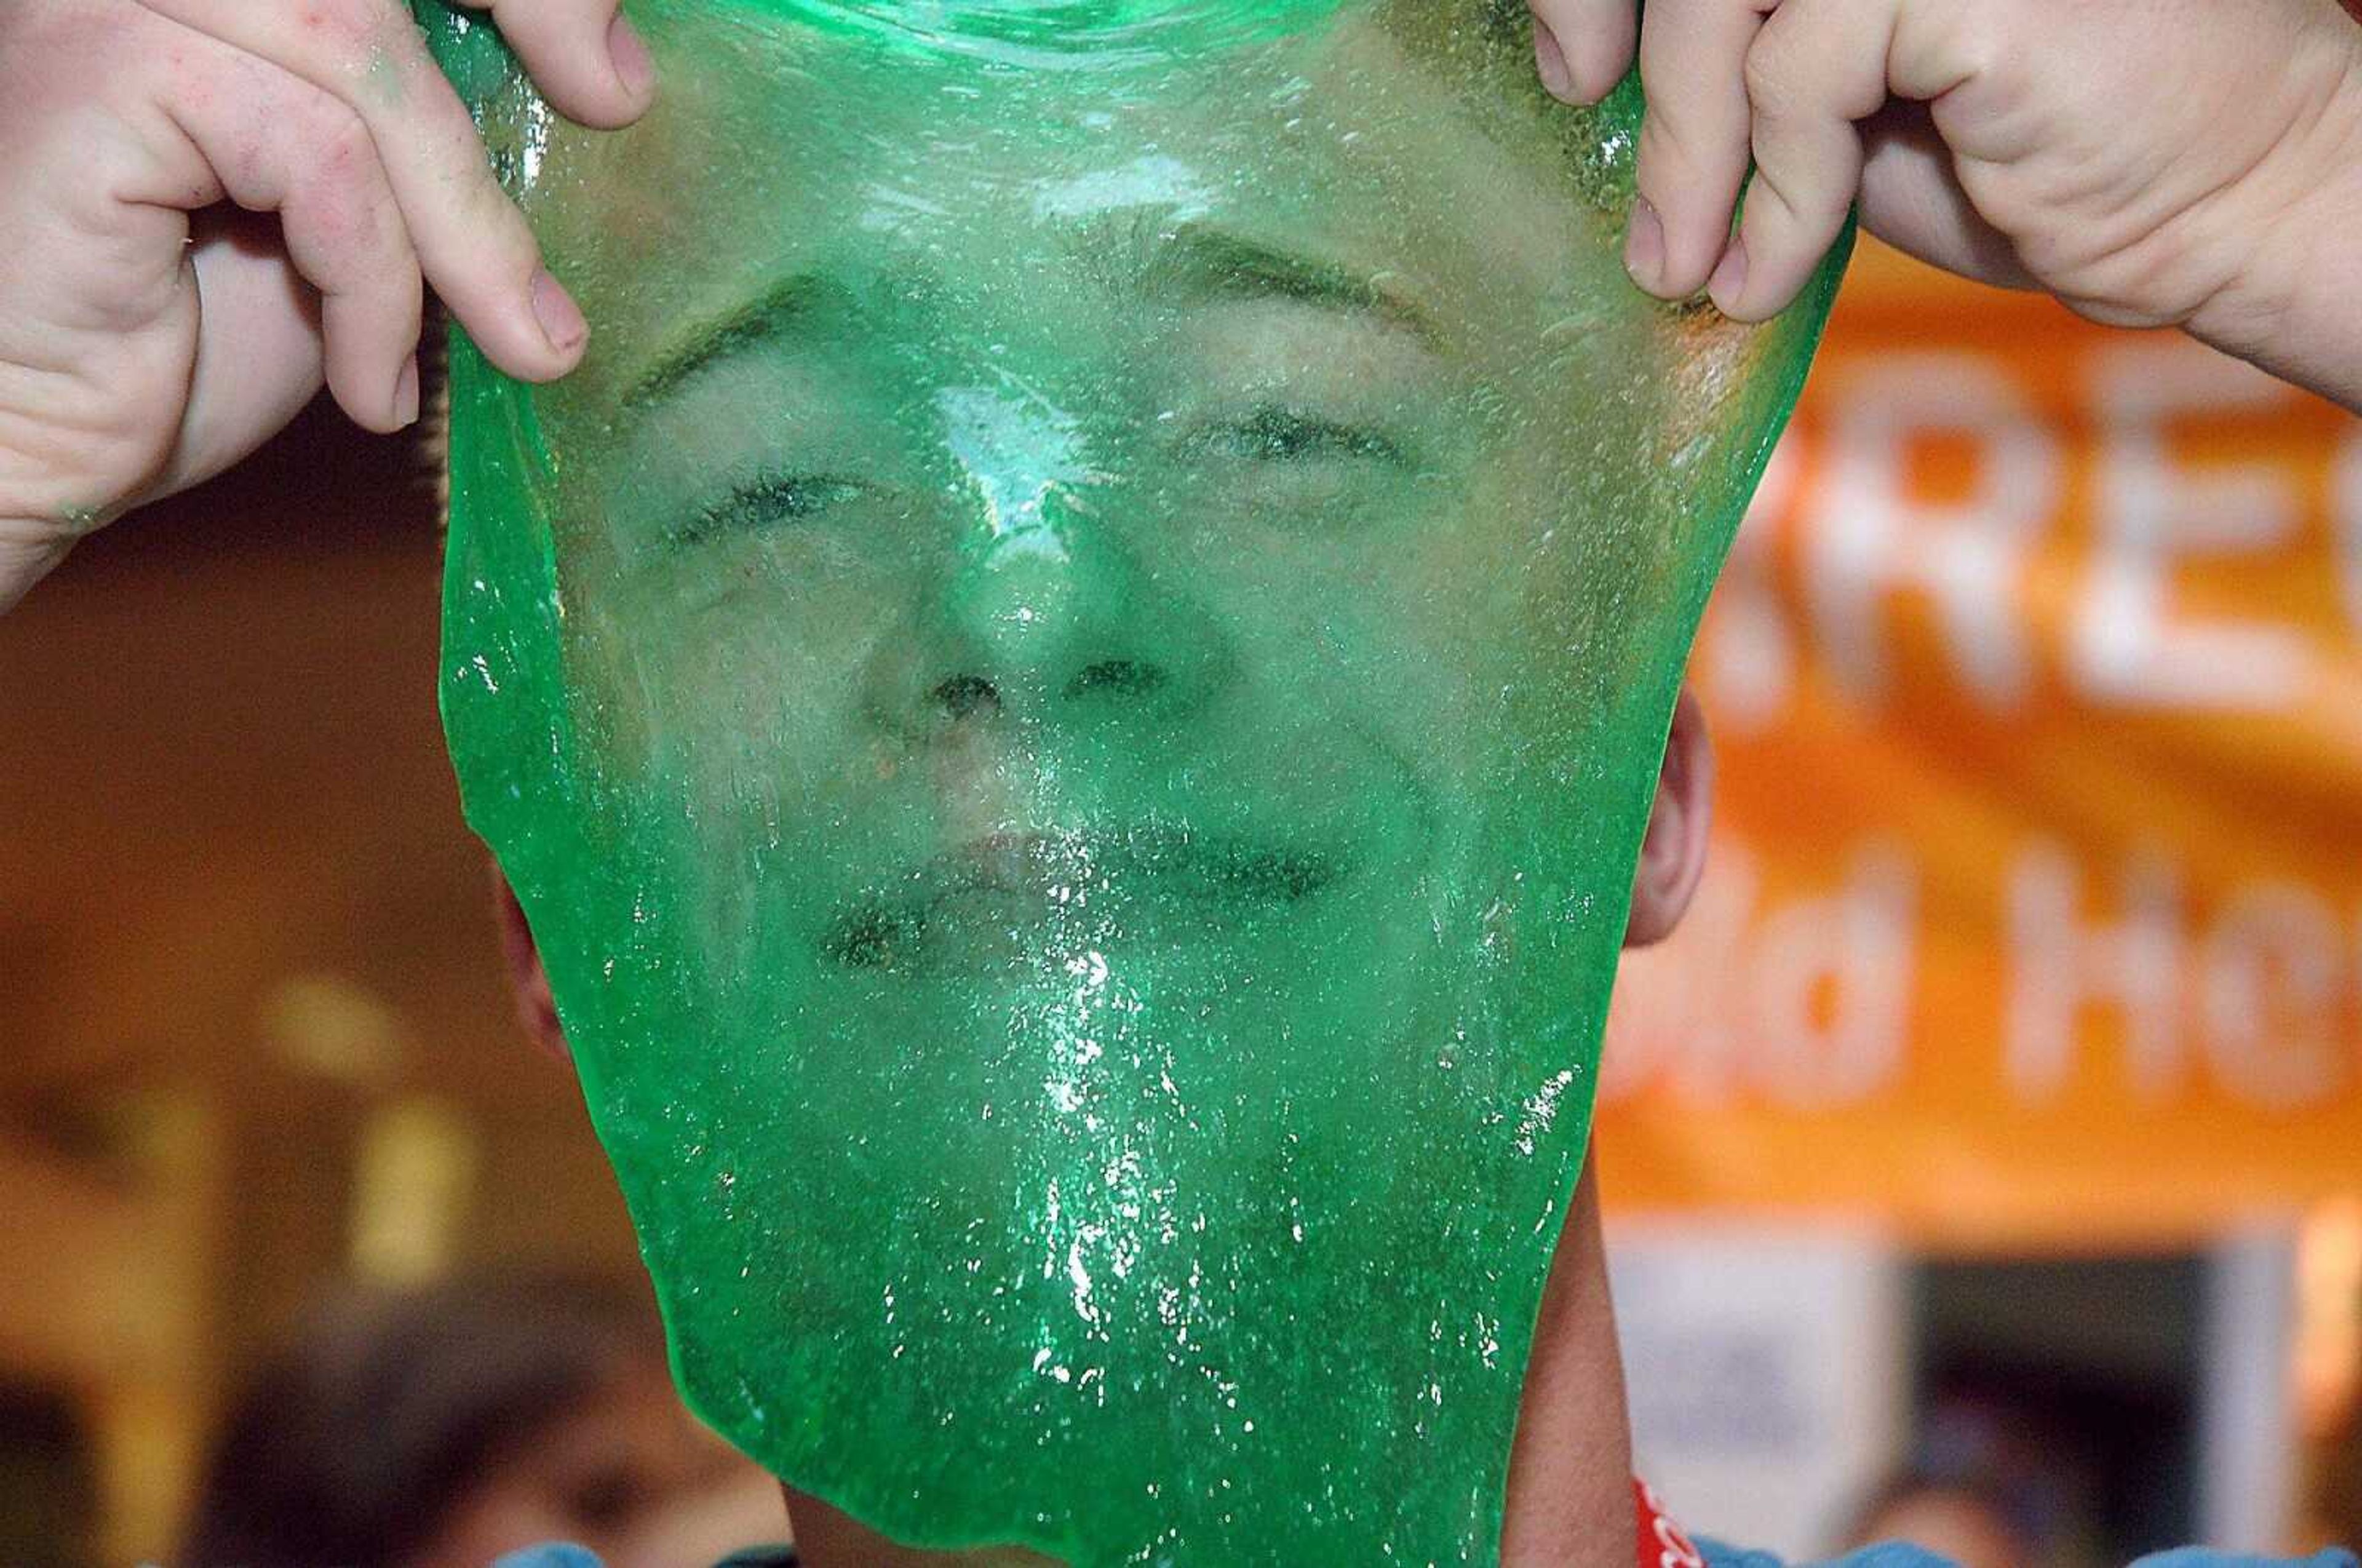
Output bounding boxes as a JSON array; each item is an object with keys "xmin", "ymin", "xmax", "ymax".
[{"xmin": 861, "ymin": 487, "xmax": 1229, "ymax": 744}]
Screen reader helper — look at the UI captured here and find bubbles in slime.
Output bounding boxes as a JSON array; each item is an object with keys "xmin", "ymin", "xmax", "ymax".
[{"xmin": 423, "ymin": 2, "xmax": 1848, "ymax": 1561}]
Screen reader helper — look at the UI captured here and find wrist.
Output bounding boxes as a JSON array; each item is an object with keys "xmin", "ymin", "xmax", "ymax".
[
  {"xmin": 0, "ymin": 458, "xmax": 108, "ymax": 615},
  {"xmin": 2189, "ymin": 13, "xmax": 2362, "ymax": 411},
  {"xmin": 0, "ymin": 512, "xmax": 79, "ymax": 614},
  {"xmin": 0, "ymin": 384, "xmax": 130, "ymax": 613}
]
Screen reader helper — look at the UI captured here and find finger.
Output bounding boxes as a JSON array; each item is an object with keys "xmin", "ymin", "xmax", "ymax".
[
  {"xmin": 161, "ymin": 58, "xmax": 421, "ymax": 431},
  {"xmin": 279, "ymin": 103, "xmax": 424, "ymax": 432},
  {"xmin": 1630, "ymin": 0, "xmax": 1775, "ymax": 298},
  {"xmin": 450, "ymin": 0, "xmax": 654, "ymax": 130},
  {"xmin": 132, "ymin": 0, "xmax": 586, "ymax": 383},
  {"xmin": 1529, "ymin": 0, "xmax": 1638, "ymax": 106},
  {"xmin": 167, "ymin": 220, "xmax": 336, "ymax": 494},
  {"xmin": 1714, "ymin": 0, "xmax": 1889, "ymax": 319}
]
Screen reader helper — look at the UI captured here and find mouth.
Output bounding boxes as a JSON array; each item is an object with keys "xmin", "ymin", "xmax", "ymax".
[{"xmin": 821, "ymin": 822, "xmax": 1348, "ymax": 970}]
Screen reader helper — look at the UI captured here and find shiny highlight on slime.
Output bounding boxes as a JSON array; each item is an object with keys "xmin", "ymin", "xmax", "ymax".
[{"xmin": 424, "ymin": 2, "xmax": 1847, "ymax": 1561}]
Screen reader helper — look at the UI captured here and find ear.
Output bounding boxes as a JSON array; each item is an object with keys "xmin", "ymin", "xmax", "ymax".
[
  {"xmin": 491, "ymin": 866, "xmax": 573, "ymax": 1062},
  {"xmin": 1623, "ymin": 688, "xmax": 1714, "ymax": 949}
]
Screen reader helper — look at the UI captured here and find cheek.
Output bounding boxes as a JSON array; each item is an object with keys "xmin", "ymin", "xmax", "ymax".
[
  {"xmin": 1378, "ymin": 453, "xmax": 1660, "ymax": 795},
  {"xmin": 1185, "ymin": 477, "xmax": 1543, "ymax": 786},
  {"xmin": 561, "ymin": 544, "xmax": 901, "ymax": 776},
  {"xmin": 1385, "ymin": 465, "xmax": 1562, "ymax": 682}
]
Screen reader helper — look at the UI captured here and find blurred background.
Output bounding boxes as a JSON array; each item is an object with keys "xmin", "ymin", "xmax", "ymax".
[{"xmin": 2, "ymin": 240, "xmax": 2356, "ymax": 1566}]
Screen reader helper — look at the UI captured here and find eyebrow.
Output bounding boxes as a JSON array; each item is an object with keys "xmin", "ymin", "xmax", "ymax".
[
  {"xmin": 618, "ymin": 220, "xmax": 1441, "ymax": 410},
  {"xmin": 619, "ymin": 271, "xmax": 854, "ymax": 410},
  {"xmin": 1121, "ymin": 220, "xmax": 1444, "ymax": 349}
]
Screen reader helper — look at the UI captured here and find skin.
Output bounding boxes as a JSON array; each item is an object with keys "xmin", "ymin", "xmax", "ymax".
[
  {"xmin": 467, "ymin": 18, "xmax": 1736, "ymax": 1560},
  {"xmin": 405, "ymin": 1359, "xmax": 790, "ymax": 1568},
  {"xmin": 0, "ymin": 0, "xmax": 653, "ymax": 613},
  {"xmin": 2, "ymin": 0, "xmax": 2356, "ymax": 613},
  {"xmin": 526, "ymin": 7, "xmax": 1672, "ymax": 1152},
  {"xmin": 1524, "ymin": 0, "xmax": 2362, "ymax": 412},
  {"xmin": 0, "ymin": 0, "xmax": 2356, "ymax": 1559},
  {"xmin": 1847, "ymin": 1492, "xmax": 2031, "ymax": 1568},
  {"xmin": 500, "ymin": 688, "xmax": 1716, "ymax": 1567}
]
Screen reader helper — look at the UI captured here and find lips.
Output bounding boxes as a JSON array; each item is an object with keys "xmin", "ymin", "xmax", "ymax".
[{"xmin": 822, "ymin": 822, "xmax": 1346, "ymax": 969}]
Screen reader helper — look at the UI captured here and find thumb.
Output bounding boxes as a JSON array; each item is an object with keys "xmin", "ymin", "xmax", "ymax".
[
  {"xmin": 146, "ymin": 211, "xmax": 333, "ymax": 504},
  {"xmin": 1856, "ymin": 99, "xmax": 2035, "ymax": 291}
]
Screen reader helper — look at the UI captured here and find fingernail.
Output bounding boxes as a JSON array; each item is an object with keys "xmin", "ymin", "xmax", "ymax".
[
  {"xmin": 393, "ymin": 355, "xmax": 421, "ymax": 429},
  {"xmin": 1708, "ymin": 237, "xmax": 1749, "ymax": 310},
  {"xmin": 608, "ymin": 12, "xmax": 654, "ymax": 97},
  {"xmin": 1624, "ymin": 197, "xmax": 1665, "ymax": 290},
  {"xmin": 1532, "ymin": 19, "xmax": 1575, "ymax": 102},
  {"xmin": 531, "ymin": 268, "xmax": 588, "ymax": 355}
]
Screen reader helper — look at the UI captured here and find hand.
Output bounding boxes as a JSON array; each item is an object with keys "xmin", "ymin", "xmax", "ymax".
[
  {"xmin": 1527, "ymin": 0, "xmax": 2362, "ymax": 408},
  {"xmin": 0, "ymin": 0, "xmax": 656, "ymax": 611}
]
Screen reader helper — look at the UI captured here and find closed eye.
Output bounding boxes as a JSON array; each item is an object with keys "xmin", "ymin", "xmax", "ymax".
[
  {"xmin": 1204, "ymin": 405, "xmax": 1404, "ymax": 464},
  {"xmin": 674, "ymin": 472, "xmax": 869, "ymax": 546}
]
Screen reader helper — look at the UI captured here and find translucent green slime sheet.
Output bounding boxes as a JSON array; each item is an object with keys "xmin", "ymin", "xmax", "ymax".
[{"xmin": 424, "ymin": 3, "xmax": 1847, "ymax": 1561}]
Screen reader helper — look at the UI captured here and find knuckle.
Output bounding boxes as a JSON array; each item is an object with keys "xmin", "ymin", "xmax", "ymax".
[
  {"xmin": 288, "ymin": 0, "xmax": 396, "ymax": 55},
  {"xmin": 1740, "ymin": 44, "xmax": 1794, "ymax": 113},
  {"xmin": 493, "ymin": 0, "xmax": 605, "ymax": 58},
  {"xmin": 451, "ymin": 179, "xmax": 536, "ymax": 268},
  {"xmin": 300, "ymin": 98, "xmax": 379, "ymax": 186},
  {"xmin": 1743, "ymin": 165, "xmax": 1808, "ymax": 230},
  {"xmin": 1637, "ymin": 113, "xmax": 1721, "ymax": 186},
  {"xmin": 288, "ymin": 111, "xmax": 410, "ymax": 258},
  {"xmin": 1639, "ymin": 90, "xmax": 1747, "ymax": 173},
  {"xmin": 421, "ymin": 201, "xmax": 539, "ymax": 310},
  {"xmin": 1760, "ymin": 160, "xmax": 1846, "ymax": 234},
  {"xmin": 357, "ymin": 269, "xmax": 426, "ymax": 338}
]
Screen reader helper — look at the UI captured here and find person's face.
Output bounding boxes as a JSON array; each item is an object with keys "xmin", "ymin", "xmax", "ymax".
[
  {"xmin": 402, "ymin": 1361, "xmax": 787, "ymax": 1568},
  {"xmin": 436, "ymin": 4, "xmax": 1839, "ymax": 1562},
  {"xmin": 532, "ymin": 4, "xmax": 1664, "ymax": 1141},
  {"xmin": 1854, "ymin": 1492, "xmax": 2031, "ymax": 1568}
]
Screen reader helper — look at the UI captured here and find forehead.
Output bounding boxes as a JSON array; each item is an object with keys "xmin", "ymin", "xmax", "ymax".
[{"xmin": 510, "ymin": 6, "xmax": 1634, "ymax": 393}]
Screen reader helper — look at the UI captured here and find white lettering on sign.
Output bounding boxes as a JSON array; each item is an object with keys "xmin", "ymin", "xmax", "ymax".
[
  {"xmin": 1602, "ymin": 840, "xmax": 1917, "ymax": 1108},
  {"xmin": 2201, "ymin": 883, "xmax": 2348, "ymax": 1109},
  {"xmin": 2070, "ymin": 346, "xmax": 2308, "ymax": 707},
  {"xmin": 2005, "ymin": 845, "xmax": 2183, "ymax": 1100},
  {"xmin": 2006, "ymin": 846, "xmax": 2358, "ymax": 1108},
  {"xmin": 1698, "ymin": 437, "xmax": 1804, "ymax": 733},
  {"xmin": 2336, "ymin": 423, "xmax": 2362, "ymax": 637},
  {"xmin": 1808, "ymin": 356, "xmax": 2059, "ymax": 707},
  {"xmin": 1601, "ymin": 845, "xmax": 1762, "ymax": 1104},
  {"xmin": 1612, "ymin": 837, "xmax": 2361, "ymax": 1113},
  {"xmin": 1748, "ymin": 846, "xmax": 1917, "ymax": 1110}
]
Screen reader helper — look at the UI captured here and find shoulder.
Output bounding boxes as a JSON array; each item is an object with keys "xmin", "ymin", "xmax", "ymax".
[
  {"xmin": 1699, "ymin": 1543, "xmax": 1958, "ymax": 1568},
  {"xmin": 2129, "ymin": 1554, "xmax": 2357, "ymax": 1568},
  {"xmin": 490, "ymin": 1550, "xmax": 797, "ymax": 1568},
  {"xmin": 1698, "ymin": 1546, "xmax": 2357, "ymax": 1568}
]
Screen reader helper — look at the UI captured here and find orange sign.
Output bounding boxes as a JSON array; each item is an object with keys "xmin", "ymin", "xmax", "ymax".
[{"xmin": 1596, "ymin": 241, "xmax": 2362, "ymax": 1248}]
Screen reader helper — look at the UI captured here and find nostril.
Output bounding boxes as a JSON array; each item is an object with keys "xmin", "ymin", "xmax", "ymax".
[
  {"xmin": 932, "ymin": 674, "xmax": 1001, "ymax": 720},
  {"xmin": 1064, "ymin": 659, "xmax": 1166, "ymax": 701}
]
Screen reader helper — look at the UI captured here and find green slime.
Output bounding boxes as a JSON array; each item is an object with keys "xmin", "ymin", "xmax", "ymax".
[{"xmin": 423, "ymin": 2, "xmax": 1847, "ymax": 1561}]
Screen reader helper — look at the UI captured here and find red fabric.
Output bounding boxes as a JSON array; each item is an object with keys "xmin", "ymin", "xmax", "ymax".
[{"xmin": 1636, "ymin": 1481, "xmax": 1705, "ymax": 1568}]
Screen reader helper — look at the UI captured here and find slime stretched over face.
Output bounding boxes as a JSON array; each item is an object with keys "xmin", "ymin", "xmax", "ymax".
[{"xmin": 426, "ymin": 3, "xmax": 1846, "ymax": 1561}]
